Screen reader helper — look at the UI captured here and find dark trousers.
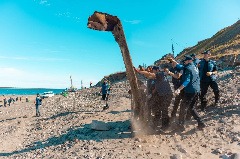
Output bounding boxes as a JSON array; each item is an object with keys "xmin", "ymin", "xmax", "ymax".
[
  {"xmin": 151, "ymin": 93, "xmax": 173, "ymax": 128},
  {"xmin": 200, "ymin": 81, "xmax": 220, "ymax": 109},
  {"xmin": 36, "ymin": 104, "xmax": 40, "ymax": 116},
  {"xmin": 179, "ymin": 93, "xmax": 202, "ymax": 125},
  {"xmin": 171, "ymin": 90, "xmax": 184, "ymax": 117}
]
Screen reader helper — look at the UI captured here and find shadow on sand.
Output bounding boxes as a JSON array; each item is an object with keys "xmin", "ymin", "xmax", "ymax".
[{"xmin": 0, "ymin": 120, "xmax": 132, "ymax": 157}]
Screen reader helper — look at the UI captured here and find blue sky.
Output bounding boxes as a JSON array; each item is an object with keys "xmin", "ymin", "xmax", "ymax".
[{"xmin": 0, "ymin": 0, "xmax": 239, "ymax": 89}]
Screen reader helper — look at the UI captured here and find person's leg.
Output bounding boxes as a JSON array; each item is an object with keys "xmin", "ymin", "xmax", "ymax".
[
  {"xmin": 151, "ymin": 94, "xmax": 161, "ymax": 128},
  {"xmin": 179, "ymin": 93, "xmax": 194, "ymax": 126},
  {"xmin": 200, "ymin": 81, "xmax": 210, "ymax": 111},
  {"xmin": 209, "ymin": 81, "xmax": 220, "ymax": 105},
  {"xmin": 161, "ymin": 94, "xmax": 172, "ymax": 129},
  {"xmin": 171, "ymin": 90, "xmax": 183, "ymax": 118}
]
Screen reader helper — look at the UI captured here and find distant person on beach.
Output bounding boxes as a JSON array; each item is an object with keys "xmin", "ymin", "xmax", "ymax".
[
  {"xmin": 4, "ymin": 98, "xmax": 7, "ymax": 107},
  {"xmin": 35, "ymin": 93, "xmax": 42, "ymax": 117},
  {"xmin": 101, "ymin": 78, "xmax": 109, "ymax": 101},
  {"xmin": 198, "ymin": 51, "xmax": 220, "ymax": 111},
  {"xmin": 8, "ymin": 98, "xmax": 11, "ymax": 106},
  {"xmin": 16, "ymin": 97, "xmax": 18, "ymax": 101},
  {"xmin": 20, "ymin": 97, "xmax": 21, "ymax": 101},
  {"xmin": 101, "ymin": 78, "xmax": 109, "ymax": 110},
  {"xmin": 13, "ymin": 98, "xmax": 15, "ymax": 104},
  {"xmin": 190, "ymin": 53, "xmax": 200, "ymax": 66},
  {"xmin": 26, "ymin": 96, "xmax": 28, "ymax": 102},
  {"xmin": 90, "ymin": 81, "xmax": 92, "ymax": 88}
]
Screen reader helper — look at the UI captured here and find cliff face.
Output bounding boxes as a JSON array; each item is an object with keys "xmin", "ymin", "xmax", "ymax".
[{"xmin": 176, "ymin": 20, "xmax": 240, "ymax": 59}]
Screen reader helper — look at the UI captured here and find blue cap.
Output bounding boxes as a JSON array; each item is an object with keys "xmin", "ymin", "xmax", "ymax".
[
  {"xmin": 184, "ymin": 55, "xmax": 193, "ymax": 61},
  {"xmin": 202, "ymin": 51, "xmax": 211, "ymax": 55},
  {"xmin": 190, "ymin": 53, "xmax": 196, "ymax": 57}
]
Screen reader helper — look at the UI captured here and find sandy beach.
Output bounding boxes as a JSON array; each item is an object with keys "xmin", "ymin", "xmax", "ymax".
[{"xmin": 0, "ymin": 69, "xmax": 239, "ymax": 159}]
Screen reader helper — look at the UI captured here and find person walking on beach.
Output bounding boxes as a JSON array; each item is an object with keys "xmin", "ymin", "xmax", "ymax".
[
  {"xmin": 171, "ymin": 56, "xmax": 206, "ymax": 131},
  {"xmin": 35, "ymin": 93, "xmax": 42, "ymax": 117},
  {"xmin": 198, "ymin": 51, "xmax": 220, "ymax": 111},
  {"xmin": 20, "ymin": 97, "xmax": 21, "ymax": 101},
  {"xmin": 101, "ymin": 78, "xmax": 109, "ymax": 110},
  {"xmin": 4, "ymin": 98, "xmax": 7, "ymax": 107},
  {"xmin": 8, "ymin": 98, "xmax": 11, "ymax": 106}
]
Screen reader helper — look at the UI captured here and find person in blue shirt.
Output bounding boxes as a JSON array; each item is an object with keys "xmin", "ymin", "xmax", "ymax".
[
  {"xmin": 35, "ymin": 93, "xmax": 42, "ymax": 117},
  {"xmin": 172, "ymin": 55, "xmax": 206, "ymax": 130},
  {"xmin": 136, "ymin": 66, "xmax": 173, "ymax": 131},
  {"xmin": 8, "ymin": 98, "xmax": 12, "ymax": 106},
  {"xmin": 198, "ymin": 51, "xmax": 220, "ymax": 111},
  {"xmin": 4, "ymin": 98, "xmax": 7, "ymax": 107},
  {"xmin": 191, "ymin": 53, "xmax": 200, "ymax": 66},
  {"xmin": 101, "ymin": 78, "xmax": 109, "ymax": 110},
  {"xmin": 167, "ymin": 59, "xmax": 184, "ymax": 119},
  {"xmin": 101, "ymin": 78, "xmax": 109, "ymax": 100}
]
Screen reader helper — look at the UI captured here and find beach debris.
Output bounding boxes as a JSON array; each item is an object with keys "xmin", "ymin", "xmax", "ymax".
[
  {"xmin": 87, "ymin": 11, "xmax": 146, "ymax": 127},
  {"xmin": 91, "ymin": 120, "xmax": 110, "ymax": 131}
]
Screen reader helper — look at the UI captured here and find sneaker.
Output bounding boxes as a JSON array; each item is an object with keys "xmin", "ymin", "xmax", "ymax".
[{"xmin": 197, "ymin": 122, "xmax": 207, "ymax": 129}]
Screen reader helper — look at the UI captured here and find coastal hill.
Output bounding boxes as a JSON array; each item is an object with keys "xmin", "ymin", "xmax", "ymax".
[{"xmin": 176, "ymin": 20, "xmax": 240, "ymax": 59}]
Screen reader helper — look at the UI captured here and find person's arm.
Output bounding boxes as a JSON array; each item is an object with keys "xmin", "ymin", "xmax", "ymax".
[
  {"xmin": 135, "ymin": 67, "xmax": 156, "ymax": 79},
  {"xmin": 139, "ymin": 71, "xmax": 156, "ymax": 79},
  {"xmin": 168, "ymin": 72, "xmax": 182, "ymax": 79},
  {"xmin": 207, "ymin": 61, "xmax": 218, "ymax": 76}
]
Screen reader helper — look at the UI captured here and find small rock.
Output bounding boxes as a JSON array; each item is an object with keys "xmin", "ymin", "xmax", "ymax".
[
  {"xmin": 171, "ymin": 154, "xmax": 182, "ymax": 159},
  {"xmin": 91, "ymin": 120, "xmax": 110, "ymax": 131}
]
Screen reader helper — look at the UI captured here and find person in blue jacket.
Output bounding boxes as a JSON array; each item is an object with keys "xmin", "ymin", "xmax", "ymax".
[
  {"xmin": 190, "ymin": 53, "xmax": 200, "ymax": 66},
  {"xmin": 101, "ymin": 78, "xmax": 109, "ymax": 110},
  {"xmin": 198, "ymin": 51, "xmax": 220, "ymax": 111},
  {"xmin": 35, "ymin": 93, "xmax": 42, "ymax": 117},
  {"xmin": 172, "ymin": 55, "xmax": 206, "ymax": 130}
]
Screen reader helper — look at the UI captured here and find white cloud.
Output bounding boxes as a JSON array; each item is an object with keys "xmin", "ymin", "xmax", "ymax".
[
  {"xmin": 0, "ymin": 56, "xmax": 27, "ymax": 60},
  {"xmin": 124, "ymin": 20, "xmax": 141, "ymax": 24},
  {"xmin": 40, "ymin": 0, "xmax": 47, "ymax": 4}
]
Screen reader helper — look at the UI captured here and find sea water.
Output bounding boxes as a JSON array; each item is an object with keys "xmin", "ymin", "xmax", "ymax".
[{"xmin": 0, "ymin": 88, "xmax": 64, "ymax": 95}]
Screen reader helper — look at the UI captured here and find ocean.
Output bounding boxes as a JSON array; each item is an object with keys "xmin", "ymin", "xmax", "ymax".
[{"xmin": 0, "ymin": 88, "xmax": 64, "ymax": 95}]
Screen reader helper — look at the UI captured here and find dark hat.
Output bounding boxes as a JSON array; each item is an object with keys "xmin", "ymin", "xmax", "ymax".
[
  {"xmin": 190, "ymin": 53, "xmax": 196, "ymax": 57},
  {"xmin": 202, "ymin": 51, "xmax": 211, "ymax": 55},
  {"xmin": 37, "ymin": 93, "xmax": 39, "ymax": 95},
  {"xmin": 184, "ymin": 55, "xmax": 193, "ymax": 61},
  {"xmin": 152, "ymin": 66, "xmax": 160, "ymax": 70},
  {"xmin": 104, "ymin": 78, "xmax": 108, "ymax": 81}
]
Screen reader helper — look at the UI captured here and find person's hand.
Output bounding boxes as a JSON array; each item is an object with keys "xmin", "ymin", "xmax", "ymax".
[
  {"xmin": 139, "ymin": 65, "xmax": 145, "ymax": 71},
  {"xmin": 164, "ymin": 68, "xmax": 170, "ymax": 74},
  {"xmin": 206, "ymin": 72, "xmax": 212, "ymax": 76},
  {"xmin": 134, "ymin": 67, "xmax": 140, "ymax": 73},
  {"xmin": 175, "ymin": 89, "xmax": 180, "ymax": 95}
]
